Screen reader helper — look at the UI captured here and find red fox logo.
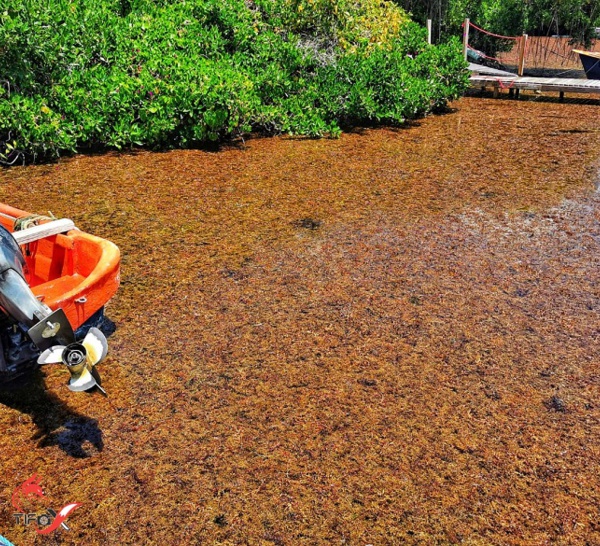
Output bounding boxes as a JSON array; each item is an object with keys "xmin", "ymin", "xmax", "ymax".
[
  {"xmin": 11, "ymin": 473, "xmax": 81, "ymax": 534},
  {"xmin": 11, "ymin": 474, "xmax": 44, "ymax": 512}
]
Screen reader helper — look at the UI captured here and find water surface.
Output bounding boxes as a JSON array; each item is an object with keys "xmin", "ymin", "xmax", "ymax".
[{"xmin": 1, "ymin": 97, "xmax": 600, "ymax": 545}]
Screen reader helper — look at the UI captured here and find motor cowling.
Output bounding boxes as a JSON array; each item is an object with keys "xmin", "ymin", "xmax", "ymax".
[{"xmin": 0, "ymin": 224, "xmax": 53, "ymax": 329}]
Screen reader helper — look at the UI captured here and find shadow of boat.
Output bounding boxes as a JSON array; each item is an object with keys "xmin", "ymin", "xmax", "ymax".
[{"xmin": 0, "ymin": 369, "xmax": 104, "ymax": 458}]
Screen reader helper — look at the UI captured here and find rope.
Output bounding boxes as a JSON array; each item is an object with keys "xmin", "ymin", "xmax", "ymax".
[
  {"xmin": 465, "ymin": 21, "xmax": 518, "ymax": 41},
  {"xmin": 13, "ymin": 213, "xmax": 56, "ymax": 232},
  {"xmin": 554, "ymin": 68, "xmax": 584, "ymax": 77},
  {"xmin": 582, "ymin": 57, "xmax": 600, "ymax": 77},
  {"xmin": 467, "ymin": 46, "xmax": 505, "ymax": 64},
  {"xmin": 497, "ymin": 79, "xmax": 515, "ymax": 90}
]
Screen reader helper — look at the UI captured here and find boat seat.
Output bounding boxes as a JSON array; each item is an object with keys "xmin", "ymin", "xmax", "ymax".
[{"xmin": 12, "ymin": 219, "xmax": 76, "ymax": 245}]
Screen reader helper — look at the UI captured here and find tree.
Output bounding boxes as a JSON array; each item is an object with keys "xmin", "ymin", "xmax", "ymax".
[{"xmin": 395, "ymin": 0, "xmax": 600, "ymax": 46}]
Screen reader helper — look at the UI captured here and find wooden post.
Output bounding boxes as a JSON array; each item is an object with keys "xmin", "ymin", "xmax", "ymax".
[
  {"xmin": 517, "ymin": 33, "xmax": 528, "ymax": 76},
  {"xmin": 463, "ymin": 18, "xmax": 470, "ymax": 61},
  {"xmin": 427, "ymin": 19, "xmax": 432, "ymax": 44}
]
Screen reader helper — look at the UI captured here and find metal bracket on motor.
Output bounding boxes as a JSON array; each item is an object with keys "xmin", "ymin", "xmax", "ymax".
[{"xmin": 27, "ymin": 308, "xmax": 75, "ymax": 351}]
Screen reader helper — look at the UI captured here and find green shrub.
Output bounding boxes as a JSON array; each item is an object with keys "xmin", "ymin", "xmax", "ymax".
[{"xmin": 0, "ymin": 0, "xmax": 468, "ymax": 163}]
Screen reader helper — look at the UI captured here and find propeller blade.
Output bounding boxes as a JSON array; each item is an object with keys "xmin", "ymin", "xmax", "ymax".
[
  {"xmin": 67, "ymin": 367, "xmax": 99, "ymax": 392},
  {"xmin": 91, "ymin": 366, "xmax": 107, "ymax": 396},
  {"xmin": 81, "ymin": 327, "xmax": 108, "ymax": 366},
  {"xmin": 37, "ymin": 345, "xmax": 65, "ymax": 365}
]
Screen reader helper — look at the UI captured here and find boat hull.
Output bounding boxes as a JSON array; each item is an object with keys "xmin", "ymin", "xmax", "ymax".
[{"xmin": 573, "ymin": 49, "xmax": 600, "ymax": 80}]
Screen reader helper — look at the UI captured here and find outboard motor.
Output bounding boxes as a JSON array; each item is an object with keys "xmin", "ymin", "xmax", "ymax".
[
  {"xmin": 0, "ymin": 225, "xmax": 107, "ymax": 393},
  {"xmin": 0, "ymin": 224, "xmax": 53, "ymax": 329}
]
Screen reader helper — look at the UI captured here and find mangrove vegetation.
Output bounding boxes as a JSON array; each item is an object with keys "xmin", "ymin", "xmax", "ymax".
[{"xmin": 0, "ymin": 0, "xmax": 468, "ymax": 163}]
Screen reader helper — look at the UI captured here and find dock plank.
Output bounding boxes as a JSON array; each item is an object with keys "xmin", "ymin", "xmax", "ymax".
[{"xmin": 470, "ymin": 74, "xmax": 600, "ymax": 97}]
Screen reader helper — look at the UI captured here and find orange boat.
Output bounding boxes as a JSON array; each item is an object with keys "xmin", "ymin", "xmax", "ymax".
[
  {"xmin": 0, "ymin": 203, "xmax": 120, "ymax": 388},
  {"xmin": 0, "ymin": 203, "xmax": 120, "ymax": 329}
]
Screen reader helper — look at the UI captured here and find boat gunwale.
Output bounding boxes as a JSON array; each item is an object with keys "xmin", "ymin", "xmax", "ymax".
[{"xmin": 573, "ymin": 49, "xmax": 600, "ymax": 60}]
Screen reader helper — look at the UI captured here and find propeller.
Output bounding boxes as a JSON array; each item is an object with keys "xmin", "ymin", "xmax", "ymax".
[{"xmin": 37, "ymin": 327, "xmax": 108, "ymax": 395}]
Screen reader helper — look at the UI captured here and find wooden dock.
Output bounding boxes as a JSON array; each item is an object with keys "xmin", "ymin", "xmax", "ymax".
[{"xmin": 469, "ymin": 63, "xmax": 600, "ymax": 99}]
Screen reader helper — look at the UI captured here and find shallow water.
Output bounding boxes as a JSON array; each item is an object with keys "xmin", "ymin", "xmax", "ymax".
[{"xmin": 1, "ymin": 97, "xmax": 600, "ymax": 545}]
